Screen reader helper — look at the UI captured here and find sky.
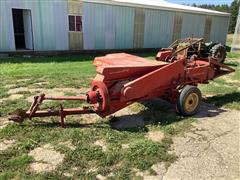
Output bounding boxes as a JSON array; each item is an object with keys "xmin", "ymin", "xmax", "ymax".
[{"xmin": 165, "ymin": 0, "xmax": 234, "ymax": 5}]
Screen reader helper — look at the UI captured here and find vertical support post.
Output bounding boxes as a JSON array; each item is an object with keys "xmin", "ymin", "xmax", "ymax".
[{"xmin": 59, "ymin": 105, "xmax": 65, "ymax": 128}]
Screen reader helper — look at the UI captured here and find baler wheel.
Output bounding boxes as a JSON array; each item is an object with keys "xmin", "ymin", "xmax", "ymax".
[{"xmin": 176, "ymin": 85, "xmax": 202, "ymax": 116}]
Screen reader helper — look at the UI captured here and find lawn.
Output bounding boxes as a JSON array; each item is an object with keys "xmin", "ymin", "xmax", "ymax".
[{"xmin": 0, "ymin": 51, "xmax": 239, "ymax": 179}]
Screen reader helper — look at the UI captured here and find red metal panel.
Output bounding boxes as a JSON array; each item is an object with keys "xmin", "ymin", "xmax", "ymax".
[{"xmin": 121, "ymin": 59, "xmax": 185, "ymax": 102}]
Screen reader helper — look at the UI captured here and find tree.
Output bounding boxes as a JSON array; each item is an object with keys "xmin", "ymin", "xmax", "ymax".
[{"xmin": 229, "ymin": 0, "xmax": 240, "ymax": 33}]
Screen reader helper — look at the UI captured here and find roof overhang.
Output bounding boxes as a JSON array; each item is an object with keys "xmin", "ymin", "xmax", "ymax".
[{"xmin": 83, "ymin": 0, "xmax": 230, "ymax": 17}]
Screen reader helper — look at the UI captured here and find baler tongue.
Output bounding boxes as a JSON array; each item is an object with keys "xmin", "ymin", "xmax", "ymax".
[{"xmin": 8, "ymin": 93, "xmax": 96, "ymax": 128}]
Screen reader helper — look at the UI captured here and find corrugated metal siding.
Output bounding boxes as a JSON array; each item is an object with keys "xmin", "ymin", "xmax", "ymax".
[
  {"xmin": 210, "ymin": 16, "xmax": 229, "ymax": 44},
  {"xmin": 0, "ymin": 0, "xmax": 15, "ymax": 51},
  {"xmin": 83, "ymin": 2, "xmax": 134, "ymax": 50},
  {"xmin": 94, "ymin": 4, "xmax": 106, "ymax": 49},
  {"xmin": 69, "ymin": 33, "xmax": 84, "ymax": 49},
  {"xmin": 144, "ymin": 9, "xmax": 175, "ymax": 48},
  {"xmin": 133, "ymin": 8, "xmax": 145, "ymax": 48},
  {"xmin": 204, "ymin": 16, "xmax": 212, "ymax": 42},
  {"xmin": 68, "ymin": 0, "xmax": 83, "ymax": 14},
  {"xmin": 181, "ymin": 13, "xmax": 206, "ymax": 38},
  {"xmin": 115, "ymin": 6, "xmax": 134, "ymax": 49},
  {"xmin": 172, "ymin": 12, "xmax": 183, "ymax": 41},
  {"xmin": 0, "ymin": 0, "xmax": 68, "ymax": 52},
  {"xmin": 83, "ymin": 3, "xmax": 95, "ymax": 49},
  {"xmin": 105, "ymin": 5, "xmax": 116, "ymax": 49}
]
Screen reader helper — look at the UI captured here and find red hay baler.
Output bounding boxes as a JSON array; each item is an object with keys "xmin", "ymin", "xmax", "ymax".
[{"xmin": 9, "ymin": 39, "xmax": 235, "ymax": 127}]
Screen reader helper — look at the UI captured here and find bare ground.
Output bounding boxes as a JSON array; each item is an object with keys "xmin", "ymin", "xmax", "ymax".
[
  {"xmin": 28, "ymin": 144, "xmax": 65, "ymax": 173},
  {"xmin": 0, "ymin": 117, "xmax": 13, "ymax": 129},
  {"xmin": 162, "ymin": 104, "xmax": 240, "ymax": 180},
  {"xmin": 0, "ymin": 139, "xmax": 16, "ymax": 151},
  {"xmin": 3, "ymin": 86, "xmax": 90, "ymax": 103}
]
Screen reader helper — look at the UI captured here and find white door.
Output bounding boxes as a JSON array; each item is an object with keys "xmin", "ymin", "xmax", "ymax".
[{"xmin": 23, "ymin": 10, "xmax": 33, "ymax": 50}]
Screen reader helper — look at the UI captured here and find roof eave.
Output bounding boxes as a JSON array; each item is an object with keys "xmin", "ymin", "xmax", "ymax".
[{"xmin": 83, "ymin": 0, "xmax": 230, "ymax": 17}]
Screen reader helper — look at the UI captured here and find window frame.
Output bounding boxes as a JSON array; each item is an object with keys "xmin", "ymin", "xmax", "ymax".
[{"xmin": 68, "ymin": 14, "xmax": 83, "ymax": 32}]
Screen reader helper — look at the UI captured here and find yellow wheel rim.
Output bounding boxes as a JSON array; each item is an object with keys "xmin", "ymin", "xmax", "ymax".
[{"xmin": 184, "ymin": 93, "xmax": 199, "ymax": 113}]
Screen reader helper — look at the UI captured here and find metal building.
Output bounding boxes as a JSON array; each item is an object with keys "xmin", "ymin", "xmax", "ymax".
[
  {"xmin": 0, "ymin": 0, "xmax": 69, "ymax": 52},
  {"xmin": 0, "ymin": 0, "xmax": 230, "ymax": 52}
]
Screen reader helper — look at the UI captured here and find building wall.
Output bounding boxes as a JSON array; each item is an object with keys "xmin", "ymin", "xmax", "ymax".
[
  {"xmin": 181, "ymin": 13, "xmax": 206, "ymax": 39},
  {"xmin": 82, "ymin": 2, "xmax": 230, "ymax": 50},
  {"xmin": 210, "ymin": 16, "xmax": 230, "ymax": 44},
  {"xmin": 144, "ymin": 9, "xmax": 175, "ymax": 48},
  {"xmin": 83, "ymin": 2, "xmax": 135, "ymax": 50},
  {"xmin": 133, "ymin": 8, "xmax": 145, "ymax": 48},
  {"xmin": 0, "ymin": 0, "xmax": 69, "ymax": 52},
  {"xmin": 0, "ymin": 0, "xmax": 230, "ymax": 52}
]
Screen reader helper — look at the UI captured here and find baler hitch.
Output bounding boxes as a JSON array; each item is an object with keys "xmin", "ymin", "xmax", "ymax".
[{"xmin": 8, "ymin": 93, "xmax": 95, "ymax": 128}]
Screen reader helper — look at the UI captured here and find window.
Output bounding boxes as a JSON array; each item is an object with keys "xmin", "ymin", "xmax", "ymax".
[{"xmin": 68, "ymin": 15, "xmax": 82, "ymax": 32}]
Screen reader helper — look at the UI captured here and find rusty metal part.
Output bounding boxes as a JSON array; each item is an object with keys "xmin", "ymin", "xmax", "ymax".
[{"xmin": 9, "ymin": 107, "xmax": 95, "ymax": 126}]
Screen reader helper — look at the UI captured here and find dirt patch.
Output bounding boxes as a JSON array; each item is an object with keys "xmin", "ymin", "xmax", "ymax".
[
  {"xmin": 96, "ymin": 174, "xmax": 106, "ymax": 180},
  {"xmin": 0, "ymin": 118, "xmax": 13, "ymax": 129},
  {"xmin": 0, "ymin": 139, "xmax": 16, "ymax": 151},
  {"xmin": 79, "ymin": 114, "xmax": 100, "ymax": 124},
  {"xmin": 7, "ymin": 87, "xmax": 87, "ymax": 103},
  {"xmin": 146, "ymin": 130, "xmax": 165, "ymax": 143},
  {"xmin": 63, "ymin": 172, "xmax": 73, "ymax": 177},
  {"xmin": 133, "ymin": 168, "xmax": 150, "ymax": 178},
  {"xmin": 17, "ymin": 79, "xmax": 31, "ymax": 83},
  {"xmin": 87, "ymin": 167, "xmax": 98, "ymax": 173},
  {"xmin": 29, "ymin": 144, "xmax": 65, "ymax": 173},
  {"xmin": 59, "ymin": 141, "xmax": 76, "ymax": 151},
  {"xmin": 67, "ymin": 113, "xmax": 100, "ymax": 126},
  {"xmin": 34, "ymin": 82, "xmax": 50, "ymax": 86},
  {"xmin": 96, "ymin": 172, "xmax": 114, "ymax": 180},
  {"xmin": 142, "ymin": 163, "xmax": 167, "ymax": 180},
  {"xmin": 0, "ymin": 94, "xmax": 24, "ymax": 103},
  {"xmin": 121, "ymin": 143, "xmax": 129, "ymax": 149},
  {"xmin": 8, "ymin": 87, "xmax": 85, "ymax": 95},
  {"xmin": 94, "ymin": 139, "xmax": 107, "ymax": 152},
  {"xmin": 8, "ymin": 87, "xmax": 30, "ymax": 94},
  {"xmin": 4, "ymin": 84, "xmax": 16, "ymax": 89},
  {"xmin": 163, "ymin": 109, "xmax": 240, "ymax": 180}
]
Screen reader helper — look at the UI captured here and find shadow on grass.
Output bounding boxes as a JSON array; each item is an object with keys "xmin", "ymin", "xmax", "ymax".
[
  {"xmin": 226, "ymin": 45, "xmax": 231, "ymax": 52},
  {"xmin": 109, "ymin": 98, "xmax": 227, "ymax": 132},
  {"xmin": 204, "ymin": 92, "xmax": 240, "ymax": 108}
]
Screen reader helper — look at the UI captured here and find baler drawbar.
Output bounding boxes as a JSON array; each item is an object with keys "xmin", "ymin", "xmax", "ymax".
[{"xmin": 9, "ymin": 39, "xmax": 235, "ymax": 127}]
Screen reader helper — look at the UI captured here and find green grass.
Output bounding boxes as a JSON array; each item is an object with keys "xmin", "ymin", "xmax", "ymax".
[
  {"xmin": 0, "ymin": 51, "xmax": 239, "ymax": 179},
  {"xmin": 227, "ymin": 52, "xmax": 240, "ymax": 59},
  {"xmin": 198, "ymin": 55, "xmax": 240, "ymax": 110}
]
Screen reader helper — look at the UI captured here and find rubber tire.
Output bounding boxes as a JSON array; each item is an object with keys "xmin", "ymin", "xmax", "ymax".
[
  {"xmin": 209, "ymin": 44, "xmax": 226, "ymax": 63},
  {"xmin": 176, "ymin": 85, "xmax": 202, "ymax": 116}
]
